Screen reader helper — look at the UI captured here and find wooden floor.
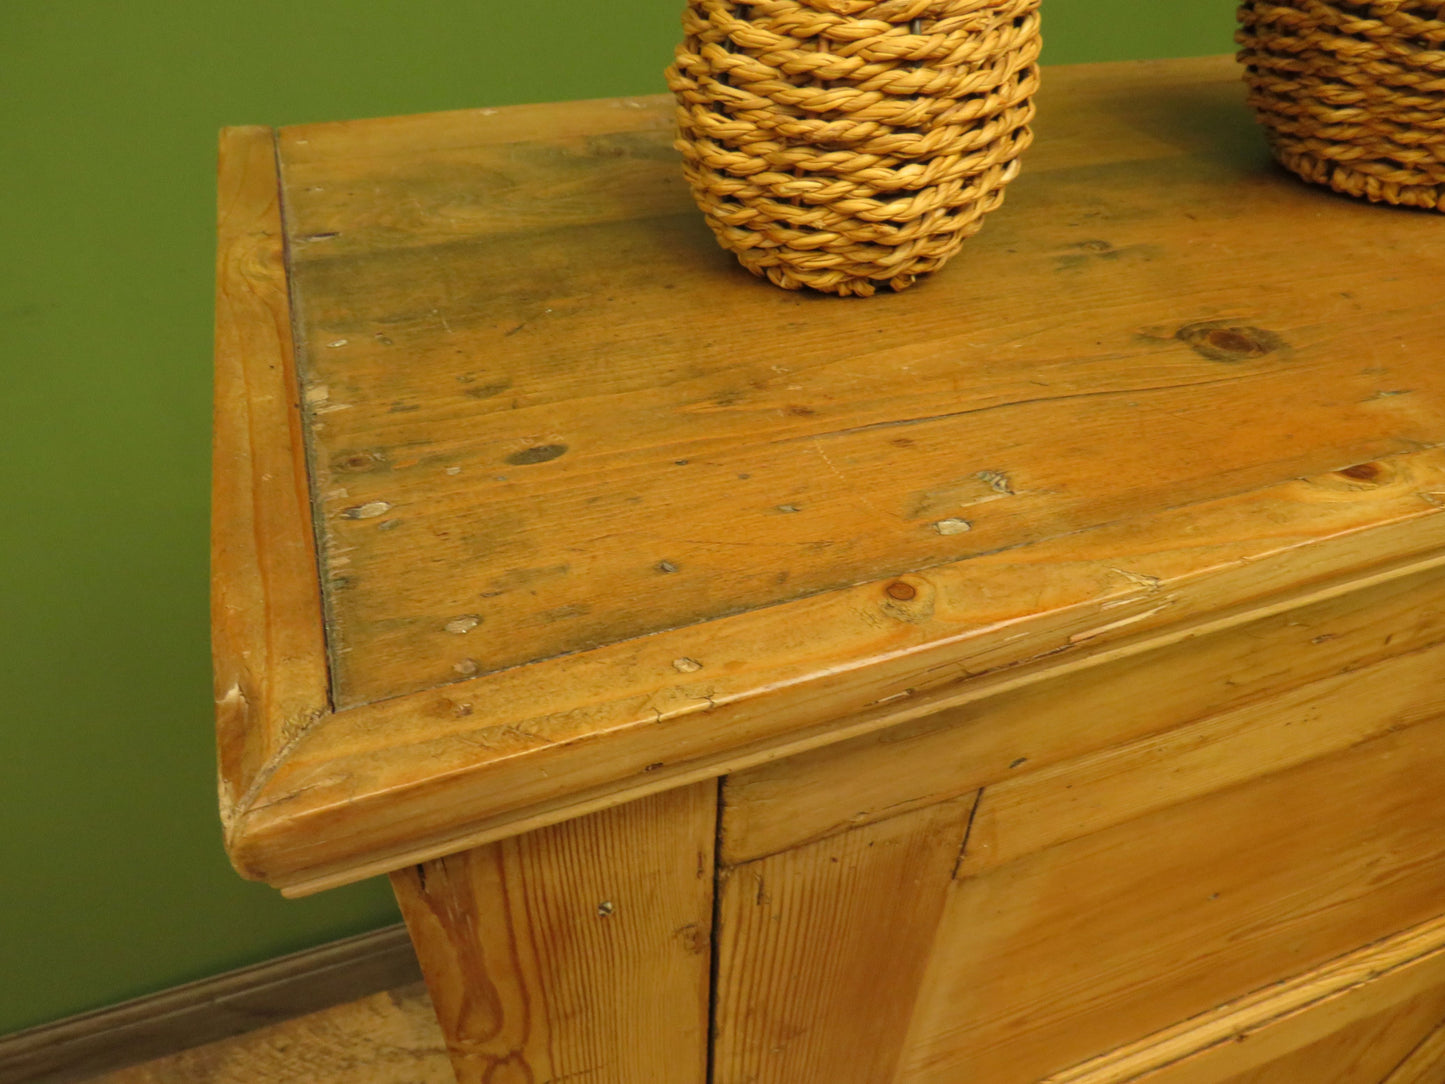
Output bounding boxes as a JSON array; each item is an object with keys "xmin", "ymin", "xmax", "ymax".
[{"xmin": 85, "ymin": 983, "xmax": 452, "ymax": 1083}]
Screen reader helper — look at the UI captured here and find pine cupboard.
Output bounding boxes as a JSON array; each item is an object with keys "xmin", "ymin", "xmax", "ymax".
[{"xmin": 213, "ymin": 57, "xmax": 1445, "ymax": 1084}]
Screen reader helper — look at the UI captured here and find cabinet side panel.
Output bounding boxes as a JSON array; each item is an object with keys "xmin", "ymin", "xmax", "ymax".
[
  {"xmin": 712, "ymin": 795, "xmax": 977, "ymax": 1084},
  {"xmin": 391, "ymin": 782, "xmax": 716, "ymax": 1084}
]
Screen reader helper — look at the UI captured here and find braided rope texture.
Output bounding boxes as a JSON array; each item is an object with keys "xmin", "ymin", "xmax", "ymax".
[
  {"xmin": 1238, "ymin": 1, "xmax": 1445, "ymax": 211},
  {"xmin": 666, "ymin": 0, "xmax": 1042, "ymax": 296}
]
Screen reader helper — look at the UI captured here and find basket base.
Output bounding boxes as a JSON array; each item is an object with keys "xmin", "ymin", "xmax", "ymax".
[
  {"xmin": 1273, "ymin": 144, "xmax": 1445, "ymax": 214},
  {"xmin": 716, "ymin": 222, "xmax": 985, "ymax": 299}
]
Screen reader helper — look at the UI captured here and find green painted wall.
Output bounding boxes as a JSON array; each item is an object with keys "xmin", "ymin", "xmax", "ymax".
[{"xmin": 0, "ymin": 1, "xmax": 1238, "ymax": 1036}]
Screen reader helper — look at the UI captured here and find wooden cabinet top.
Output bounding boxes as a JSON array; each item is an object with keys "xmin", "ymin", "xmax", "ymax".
[{"xmin": 213, "ymin": 56, "xmax": 1445, "ymax": 896}]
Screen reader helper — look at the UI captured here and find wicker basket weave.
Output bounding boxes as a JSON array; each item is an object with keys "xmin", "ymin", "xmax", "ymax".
[
  {"xmin": 665, "ymin": 0, "xmax": 1042, "ymax": 296},
  {"xmin": 1237, "ymin": 0, "xmax": 1445, "ymax": 212}
]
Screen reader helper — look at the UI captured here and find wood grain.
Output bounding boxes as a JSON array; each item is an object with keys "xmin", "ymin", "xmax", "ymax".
[
  {"xmin": 1219, "ymin": 997, "xmax": 1445, "ymax": 1084},
  {"xmin": 214, "ymin": 57, "xmax": 1445, "ymax": 895},
  {"xmin": 960, "ymin": 632, "xmax": 1445, "ymax": 877},
  {"xmin": 711, "ymin": 795, "xmax": 977, "ymax": 1084},
  {"xmin": 211, "ymin": 125, "xmax": 330, "ymax": 827},
  {"xmin": 389, "ymin": 783, "xmax": 715, "ymax": 1084},
  {"xmin": 723, "ymin": 564, "xmax": 1445, "ymax": 864},
  {"xmin": 1042, "ymin": 914, "xmax": 1445, "ymax": 1084},
  {"xmin": 240, "ymin": 465, "xmax": 1445, "ymax": 895},
  {"xmin": 891, "ymin": 715, "xmax": 1445, "ymax": 1084},
  {"xmin": 277, "ymin": 58, "xmax": 1445, "ymax": 708},
  {"xmin": 1383, "ymin": 1016, "xmax": 1445, "ymax": 1084}
]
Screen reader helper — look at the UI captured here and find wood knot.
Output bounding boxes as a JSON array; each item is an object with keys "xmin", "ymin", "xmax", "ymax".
[
  {"xmin": 331, "ymin": 449, "xmax": 388, "ymax": 473},
  {"xmin": 886, "ymin": 581, "xmax": 917, "ymax": 601},
  {"xmin": 1336, "ymin": 462, "xmax": 1385, "ymax": 484},
  {"xmin": 1175, "ymin": 322, "xmax": 1286, "ymax": 363},
  {"xmin": 506, "ymin": 443, "xmax": 568, "ymax": 466}
]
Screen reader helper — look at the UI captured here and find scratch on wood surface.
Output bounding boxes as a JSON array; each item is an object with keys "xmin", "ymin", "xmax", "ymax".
[
  {"xmin": 1110, "ymin": 567, "xmax": 1165, "ymax": 591},
  {"xmin": 217, "ymin": 683, "xmax": 248, "ymax": 710},
  {"xmin": 810, "ymin": 436, "xmax": 897, "ymax": 521},
  {"xmin": 341, "ymin": 501, "xmax": 392, "ymax": 520},
  {"xmin": 951, "ymin": 789, "xmax": 986, "ymax": 880},
  {"xmin": 978, "ymin": 470, "xmax": 1015, "ymax": 495},
  {"xmin": 873, "ymin": 688, "xmax": 916, "ymax": 707},
  {"xmin": 785, "ymin": 371, "xmax": 1275, "ymax": 447},
  {"xmin": 1069, "ymin": 603, "xmax": 1172, "ymax": 643}
]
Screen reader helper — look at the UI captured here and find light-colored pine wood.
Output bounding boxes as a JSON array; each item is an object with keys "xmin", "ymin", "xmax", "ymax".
[
  {"xmin": 389, "ymin": 783, "xmax": 715, "ymax": 1084},
  {"xmin": 1383, "ymin": 1016, "xmax": 1445, "ymax": 1084},
  {"xmin": 712, "ymin": 794, "xmax": 977, "ymax": 1084},
  {"xmin": 723, "ymin": 565, "xmax": 1445, "ymax": 864},
  {"xmin": 216, "ymin": 58, "xmax": 1445, "ymax": 895},
  {"xmin": 241, "ymin": 469, "xmax": 1445, "ymax": 896},
  {"xmin": 1041, "ymin": 914, "xmax": 1445, "ymax": 1083},
  {"xmin": 279, "ymin": 58, "xmax": 1445, "ymax": 709},
  {"xmin": 211, "ymin": 55, "xmax": 1445, "ymax": 1084},
  {"xmin": 1214, "ymin": 995, "xmax": 1445, "ymax": 1084},
  {"xmin": 89, "ymin": 983, "xmax": 450, "ymax": 1084},
  {"xmin": 1218, "ymin": 995, "xmax": 1445, "ymax": 1084},
  {"xmin": 211, "ymin": 125, "xmax": 330, "ymax": 829},
  {"xmin": 961, "ymin": 634, "xmax": 1445, "ymax": 877},
  {"xmin": 891, "ymin": 715, "xmax": 1445, "ymax": 1084}
]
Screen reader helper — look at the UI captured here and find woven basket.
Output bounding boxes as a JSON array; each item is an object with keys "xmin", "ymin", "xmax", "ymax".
[
  {"xmin": 1237, "ymin": 0, "xmax": 1445, "ymax": 212},
  {"xmin": 665, "ymin": 0, "xmax": 1042, "ymax": 296}
]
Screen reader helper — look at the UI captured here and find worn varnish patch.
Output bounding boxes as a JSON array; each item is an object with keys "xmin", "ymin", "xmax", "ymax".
[{"xmin": 274, "ymin": 69, "xmax": 1445, "ymax": 709}]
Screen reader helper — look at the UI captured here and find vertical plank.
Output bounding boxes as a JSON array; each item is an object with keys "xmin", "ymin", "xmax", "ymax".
[
  {"xmin": 390, "ymin": 782, "xmax": 715, "ymax": 1084},
  {"xmin": 212, "ymin": 125, "xmax": 330, "ymax": 827},
  {"xmin": 712, "ymin": 794, "xmax": 978, "ymax": 1084}
]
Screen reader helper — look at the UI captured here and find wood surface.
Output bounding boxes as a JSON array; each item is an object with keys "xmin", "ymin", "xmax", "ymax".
[
  {"xmin": 213, "ymin": 56, "xmax": 1445, "ymax": 895},
  {"xmin": 722, "ymin": 564, "xmax": 1445, "ymax": 864},
  {"xmin": 889, "ymin": 714, "xmax": 1445, "ymax": 1083},
  {"xmin": 90, "ymin": 983, "xmax": 450, "ymax": 1084},
  {"xmin": 711, "ymin": 795, "xmax": 977, "ymax": 1084},
  {"xmin": 961, "ymin": 632, "xmax": 1445, "ymax": 878},
  {"xmin": 1383, "ymin": 1017, "xmax": 1445, "ymax": 1084},
  {"xmin": 389, "ymin": 783, "xmax": 715, "ymax": 1084},
  {"xmin": 1044, "ymin": 914, "xmax": 1445, "ymax": 1083},
  {"xmin": 0, "ymin": 925, "xmax": 419, "ymax": 1084},
  {"xmin": 239, "ymin": 456, "xmax": 1445, "ymax": 896},
  {"xmin": 211, "ymin": 126, "xmax": 331, "ymax": 829},
  {"xmin": 278, "ymin": 59, "xmax": 1445, "ymax": 708},
  {"xmin": 1221, "ymin": 998, "xmax": 1445, "ymax": 1084}
]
